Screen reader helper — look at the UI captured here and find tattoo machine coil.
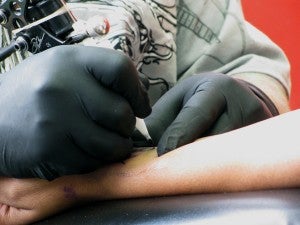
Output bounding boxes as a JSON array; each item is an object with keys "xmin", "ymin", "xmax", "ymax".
[{"xmin": 0, "ymin": 0, "xmax": 109, "ymax": 61}]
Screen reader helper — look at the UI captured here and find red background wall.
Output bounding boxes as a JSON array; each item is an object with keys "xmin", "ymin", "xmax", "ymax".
[{"xmin": 242, "ymin": 0, "xmax": 300, "ymax": 110}]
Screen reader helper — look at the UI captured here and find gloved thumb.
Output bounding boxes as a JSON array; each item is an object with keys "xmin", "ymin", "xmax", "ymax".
[{"xmin": 71, "ymin": 45, "xmax": 152, "ymax": 118}]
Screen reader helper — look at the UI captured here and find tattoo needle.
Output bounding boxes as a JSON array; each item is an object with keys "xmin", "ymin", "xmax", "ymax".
[{"xmin": 135, "ymin": 117, "xmax": 152, "ymax": 141}]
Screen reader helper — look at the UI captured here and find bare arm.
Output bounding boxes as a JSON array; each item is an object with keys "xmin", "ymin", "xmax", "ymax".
[
  {"xmin": 80, "ymin": 109, "xmax": 300, "ymax": 200},
  {"xmin": 1, "ymin": 109, "xmax": 300, "ymax": 225}
]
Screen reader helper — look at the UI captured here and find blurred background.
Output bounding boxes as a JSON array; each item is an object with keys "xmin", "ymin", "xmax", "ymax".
[{"xmin": 242, "ymin": 0, "xmax": 300, "ymax": 110}]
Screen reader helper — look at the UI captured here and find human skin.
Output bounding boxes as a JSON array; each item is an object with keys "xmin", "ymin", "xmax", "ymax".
[{"xmin": 1, "ymin": 109, "xmax": 300, "ymax": 225}]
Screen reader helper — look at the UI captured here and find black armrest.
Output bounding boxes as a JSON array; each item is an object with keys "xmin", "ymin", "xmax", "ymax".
[{"xmin": 34, "ymin": 189, "xmax": 300, "ymax": 225}]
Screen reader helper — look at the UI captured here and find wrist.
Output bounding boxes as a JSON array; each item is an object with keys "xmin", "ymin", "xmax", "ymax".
[
  {"xmin": 53, "ymin": 174, "xmax": 94, "ymax": 204},
  {"xmin": 231, "ymin": 73, "xmax": 290, "ymax": 114},
  {"xmin": 75, "ymin": 149, "xmax": 160, "ymax": 200}
]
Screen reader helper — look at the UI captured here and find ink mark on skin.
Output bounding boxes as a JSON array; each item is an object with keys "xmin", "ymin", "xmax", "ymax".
[{"xmin": 63, "ymin": 186, "xmax": 77, "ymax": 200}]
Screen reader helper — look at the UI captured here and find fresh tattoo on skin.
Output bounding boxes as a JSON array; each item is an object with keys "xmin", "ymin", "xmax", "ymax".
[{"xmin": 63, "ymin": 186, "xmax": 78, "ymax": 200}]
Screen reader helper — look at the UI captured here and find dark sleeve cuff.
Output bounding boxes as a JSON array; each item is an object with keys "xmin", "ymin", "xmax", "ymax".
[{"xmin": 243, "ymin": 81, "xmax": 279, "ymax": 116}]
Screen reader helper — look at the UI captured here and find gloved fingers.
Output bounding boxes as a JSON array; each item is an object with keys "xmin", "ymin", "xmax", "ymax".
[
  {"xmin": 205, "ymin": 102, "xmax": 272, "ymax": 137},
  {"xmin": 29, "ymin": 149, "xmax": 102, "ymax": 180},
  {"xmin": 145, "ymin": 84, "xmax": 186, "ymax": 145},
  {"xmin": 78, "ymin": 79, "xmax": 136, "ymax": 138},
  {"xmin": 5, "ymin": 128, "xmax": 105, "ymax": 180},
  {"xmin": 0, "ymin": 140, "xmax": 100, "ymax": 180},
  {"xmin": 157, "ymin": 89, "xmax": 226, "ymax": 155},
  {"xmin": 43, "ymin": 149, "xmax": 103, "ymax": 180},
  {"xmin": 72, "ymin": 46, "xmax": 151, "ymax": 118},
  {"xmin": 71, "ymin": 117, "xmax": 133, "ymax": 163},
  {"xmin": 204, "ymin": 112, "xmax": 237, "ymax": 136},
  {"xmin": 132, "ymin": 127, "xmax": 154, "ymax": 147}
]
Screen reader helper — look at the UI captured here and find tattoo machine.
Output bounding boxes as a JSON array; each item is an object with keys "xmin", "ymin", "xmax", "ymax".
[
  {"xmin": 0, "ymin": 0, "xmax": 110, "ymax": 61},
  {"xmin": 0, "ymin": 0, "xmax": 152, "ymax": 143}
]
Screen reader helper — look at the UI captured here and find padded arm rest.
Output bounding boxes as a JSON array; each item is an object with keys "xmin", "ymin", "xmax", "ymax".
[{"xmin": 34, "ymin": 189, "xmax": 300, "ymax": 225}]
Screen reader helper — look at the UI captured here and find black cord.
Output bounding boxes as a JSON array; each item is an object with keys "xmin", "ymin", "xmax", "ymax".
[{"xmin": 0, "ymin": 42, "xmax": 17, "ymax": 61}]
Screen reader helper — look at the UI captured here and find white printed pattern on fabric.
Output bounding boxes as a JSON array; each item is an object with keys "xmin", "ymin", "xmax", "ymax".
[{"xmin": 0, "ymin": 0, "xmax": 290, "ymax": 101}]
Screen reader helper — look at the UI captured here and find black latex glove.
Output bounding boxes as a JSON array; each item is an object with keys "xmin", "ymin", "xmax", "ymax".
[
  {"xmin": 0, "ymin": 45, "xmax": 151, "ymax": 180},
  {"xmin": 145, "ymin": 72, "xmax": 277, "ymax": 155}
]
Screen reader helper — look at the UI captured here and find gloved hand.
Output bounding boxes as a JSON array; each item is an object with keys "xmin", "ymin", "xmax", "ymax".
[
  {"xmin": 0, "ymin": 45, "xmax": 151, "ymax": 180},
  {"xmin": 145, "ymin": 72, "xmax": 277, "ymax": 155}
]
